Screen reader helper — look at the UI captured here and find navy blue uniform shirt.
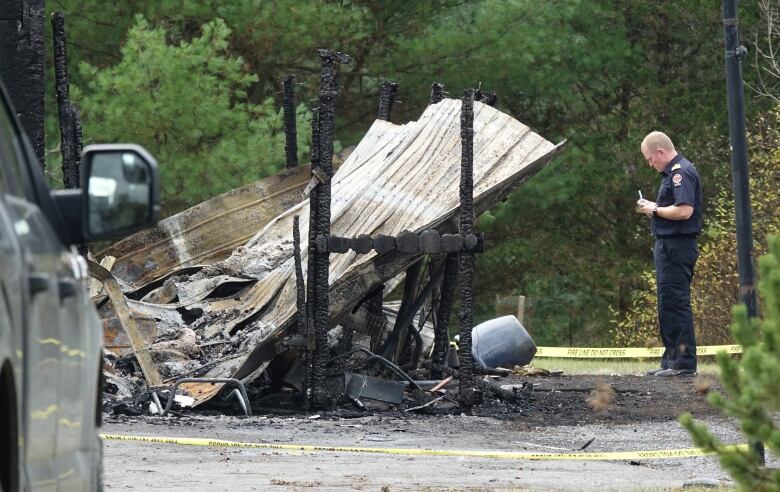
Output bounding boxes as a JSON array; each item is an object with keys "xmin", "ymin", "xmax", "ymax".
[{"xmin": 651, "ymin": 153, "xmax": 702, "ymax": 237}]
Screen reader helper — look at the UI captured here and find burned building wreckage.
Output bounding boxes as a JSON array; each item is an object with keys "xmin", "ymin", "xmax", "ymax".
[{"xmin": 95, "ymin": 50, "xmax": 565, "ymax": 417}]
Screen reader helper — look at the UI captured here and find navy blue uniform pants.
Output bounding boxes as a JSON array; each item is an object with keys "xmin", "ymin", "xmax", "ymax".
[{"xmin": 653, "ymin": 236, "xmax": 699, "ymax": 371}]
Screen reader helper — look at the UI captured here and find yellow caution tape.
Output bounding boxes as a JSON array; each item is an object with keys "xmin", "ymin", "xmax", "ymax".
[
  {"xmin": 100, "ymin": 433, "xmax": 747, "ymax": 461},
  {"xmin": 535, "ymin": 345, "xmax": 743, "ymax": 358},
  {"xmin": 37, "ymin": 338, "xmax": 62, "ymax": 346},
  {"xmin": 31, "ymin": 404, "xmax": 58, "ymax": 420}
]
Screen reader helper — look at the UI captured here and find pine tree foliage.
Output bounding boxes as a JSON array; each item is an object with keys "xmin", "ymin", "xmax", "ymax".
[
  {"xmin": 680, "ymin": 234, "xmax": 780, "ymax": 491},
  {"xmin": 75, "ymin": 16, "xmax": 312, "ymax": 214},
  {"xmin": 44, "ymin": 1, "xmax": 769, "ymax": 344}
]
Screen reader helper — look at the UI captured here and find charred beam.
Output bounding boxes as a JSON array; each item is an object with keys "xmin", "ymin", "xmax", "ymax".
[
  {"xmin": 293, "ymin": 214, "xmax": 312, "ymax": 408},
  {"xmin": 430, "ymin": 82, "xmax": 445, "ymax": 105},
  {"xmin": 478, "ymin": 91, "xmax": 497, "ymax": 107},
  {"xmin": 52, "ymin": 12, "xmax": 82, "ymax": 188},
  {"xmin": 393, "ymin": 259, "xmax": 447, "ymax": 365},
  {"xmin": 310, "ymin": 49, "xmax": 351, "ymax": 407},
  {"xmin": 432, "ymin": 252, "xmax": 458, "ymax": 379},
  {"xmin": 366, "ymin": 288, "xmax": 386, "ymax": 353},
  {"xmin": 0, "ymin": 0, "xmax": 45, "ymax": 166},
  {"xmin": 378, "ymin": 259, "xmax": 423, "ymax": 363},
  {"xmin": 304, "ymin": 107, "xmax": 320, "ymax": 409},
  {"xmin": 458, "ymin": 89, "xmax": 480, "ymax": 406},
  {"xmin": 283, "ymin": 74, "xmax": 298, "ymax": 168},
  {"xmin": 306, "ymin": 107, "xmax": 320, "ymax": 310},
  {"xmin": 293, "ymin": 215, "xmax": 307, "ymax": 340},
  {"xmin": 377, "ymin": 80, "xmax": 398, "ymax": 121},
  {"xmin": 317, "ymin": 230, "xmax": 482, "ymax": 255}
]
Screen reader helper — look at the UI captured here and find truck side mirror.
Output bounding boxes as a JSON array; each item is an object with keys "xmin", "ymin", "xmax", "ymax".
[{"xmin": 82, "ymin": 144, "xmax": 160, "ymax": 240}]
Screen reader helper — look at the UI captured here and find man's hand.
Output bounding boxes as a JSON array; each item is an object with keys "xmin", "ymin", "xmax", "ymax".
[{"xmin": 636, "ymin": 199, "xmax": 656, "ymax": 217}]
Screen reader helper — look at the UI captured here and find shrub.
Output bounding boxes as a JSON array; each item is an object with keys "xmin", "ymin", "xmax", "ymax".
[{"xmin": 681, "ymin": 234, "xmax": 780, "ymax": 491}]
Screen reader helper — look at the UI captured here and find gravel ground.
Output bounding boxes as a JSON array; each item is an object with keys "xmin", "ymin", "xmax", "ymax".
[{"xmin": 101, "ymin": 374, "xmax": 768, "ymax": 490}]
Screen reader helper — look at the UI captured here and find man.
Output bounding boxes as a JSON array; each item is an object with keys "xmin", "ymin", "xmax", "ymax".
[{"xmin": 636, "ymin": 131, "xmax": 702, "ymax": 377}]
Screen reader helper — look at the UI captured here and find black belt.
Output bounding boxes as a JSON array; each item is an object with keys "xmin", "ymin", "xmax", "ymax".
[{"xmin": 655, "ymin": 234, "xmax": 698, "ymax": 239}]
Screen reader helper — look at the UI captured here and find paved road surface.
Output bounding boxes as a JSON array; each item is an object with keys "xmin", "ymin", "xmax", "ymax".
[{"xmin": 102, "ymin": 414, "xmax": 747, "ymax": 490}]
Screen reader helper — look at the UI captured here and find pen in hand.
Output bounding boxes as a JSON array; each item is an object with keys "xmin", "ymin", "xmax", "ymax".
[{"xmin": 636, "ymin": 190, "xmax": 648, "ymax": 215}]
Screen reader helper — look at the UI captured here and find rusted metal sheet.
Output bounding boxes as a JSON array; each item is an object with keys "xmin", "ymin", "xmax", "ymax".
[{"xmin": 100, "ymin": 308, "xmax": 157, "ymax": 355}]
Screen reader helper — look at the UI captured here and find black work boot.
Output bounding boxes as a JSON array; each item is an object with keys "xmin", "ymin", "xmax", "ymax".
[{"xmin": 655, "ymin": 368, "xmax": 696, "ymax": 377}]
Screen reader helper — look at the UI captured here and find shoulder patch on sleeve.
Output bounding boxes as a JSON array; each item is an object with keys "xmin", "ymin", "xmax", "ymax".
[
  {"xmin": 672, "ymin": 173, "xmax": 683, "ymax": 186},
  {"xmin": 671, "ymin": 163, "xmax": 681, "ymax": 171}
]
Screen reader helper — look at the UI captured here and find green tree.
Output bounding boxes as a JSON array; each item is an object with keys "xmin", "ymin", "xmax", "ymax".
[
  {"xmin": 47, "ymin": 0, "xmax": 464, "ymax": 141},
  {"xmin": 45, "ymin": 1, "xmax": 769, "ymax": 345},
  {"xmin": 681, "ymin": 233, "xmax": 780, "ymax": 490},
  {"xmin": 76, "ymin": 16, "xmax": 311, "ymax": 214},
  {"xmin": 421, "ymin": 0, "xmax": 759, "ymax": 344}
]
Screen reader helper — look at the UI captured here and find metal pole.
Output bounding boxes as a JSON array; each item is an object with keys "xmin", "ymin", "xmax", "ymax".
[{"xmin": 722, "ymin": 0, "xmax": 764, "ymax": 464}]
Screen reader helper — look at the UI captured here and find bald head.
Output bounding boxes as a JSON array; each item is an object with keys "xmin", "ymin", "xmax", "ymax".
[
  {"xmin": 641, "ymin": 131, "xmax": 675, "ymax": 154},
  {"xmin": 641, "ymin": 131, "xmax": 678, "ymax": 172}
]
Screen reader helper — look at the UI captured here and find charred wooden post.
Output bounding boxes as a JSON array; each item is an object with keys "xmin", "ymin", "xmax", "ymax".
[
  {"xmin": 306, "ymin": 108, "xmax": 320, "ymax": 299},
  {"xmin": 304, "ymin": 107, "xmax": 320, "ymax": 408},
  {"xmin": 430, "ymin": 82, "xmax": 445, "ymax": 105},
  {"xmin": 52, "ymin": 12, "xmax": 83, "ymax": 188},
  {"xmin": 458, "ymin": 89, "xmax": 480, "ymax": 406},
  {"xmin": 310, "ymin": 49, "xmax": 351, "ymax": 407},
  {"xmin": 431, "ymin": 252, "xmax": 458, "ymax": 379},
  {"xmin": 377, "ymin": 80, "xmax": 398, "ymax": 121},
  {"xmin": 378, "ymin": 258, "xmax": 447, "ymax": 367},
  {"xmin": 0, "ymin": 0, "xmax": 45, "ymax": 166},
  {"xmin": 293, "ymin": 215, "xmax": 308, "ymax": 342},
  {"xmin": 409, "ymin": 260, "xmax": 446, "ymax": 369},
  {"xmin": 337, "ymin": 319, "xmax": 354, "ymax": 372},
  {"xmin": 379, "ymin": 260, "xmax": 422, "ymax": 363},
  {"xmin": 283, "ymin": 74, "xmax": 299, "ymax": 168},
  {"xmin": 478, "ymin": 91, "xmax": 497, "ymax": 107},
  {"xmin": 293, "ymin": 214, "xmax": 313, "ymax": 408},
  {"xmin": 365, "ymin": 288, "xmax": 387, "ymax": 352}
]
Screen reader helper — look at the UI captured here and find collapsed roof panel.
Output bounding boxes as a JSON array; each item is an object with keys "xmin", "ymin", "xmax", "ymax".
[
  {"xmin": 100, "ymin": 98, "xmax": 564, "ymax": 405},
  {"xmin": 99, "ymin": 150, "xmax": 353, "ymax": 290}
]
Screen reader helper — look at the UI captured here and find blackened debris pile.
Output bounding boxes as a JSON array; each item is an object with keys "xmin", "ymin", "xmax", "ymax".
[{"xmin": 95, "ymin": 64, "xmax": 562, "ymax": 417}]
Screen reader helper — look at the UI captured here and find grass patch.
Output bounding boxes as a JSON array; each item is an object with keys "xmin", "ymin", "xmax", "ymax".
[{"xmin": 531, "ymin": 357, "xmax": 721, "ymax": 376}]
